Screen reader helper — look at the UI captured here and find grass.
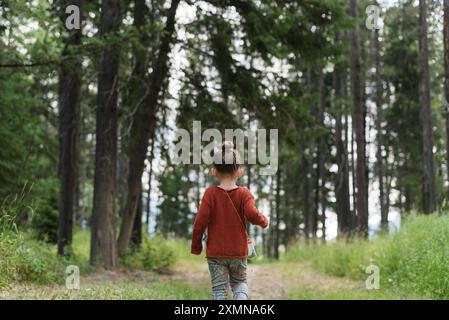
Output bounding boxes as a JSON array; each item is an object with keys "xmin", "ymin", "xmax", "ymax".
[
  {"xmin": 4, "ymin": 202, "xmax": 449, "ymax": 299},
  {"xmin": 0, "ymin": 197, "xmax": 209, "ymax": 299},
  {"xmin": 288, "ymin": 288, "xmax": 417, "ymax": 300},
  {"xmin": 1, "ymin": 227, "xmax": 210, "ymax": 299},
  {"xmin": 1, "ymin": 196, "xmax": 73, "ymax": 288},
  {"xmin": 3, "ymin": 272, "xmax": 210, "ymax": 300},
  {"xmin": 285, "ymin": 213, "xmax": 449, "ymax": 299}
]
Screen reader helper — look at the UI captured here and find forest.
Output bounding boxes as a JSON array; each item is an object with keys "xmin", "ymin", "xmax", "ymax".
[{"xmin": 1, "ymin": 0, "xmax": 449, "ymax": 300}]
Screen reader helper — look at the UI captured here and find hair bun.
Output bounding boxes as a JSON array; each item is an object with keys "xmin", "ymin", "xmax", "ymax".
[{"xmin": 222, "ymin": 141, "xmax": 234, "ymax": 151}]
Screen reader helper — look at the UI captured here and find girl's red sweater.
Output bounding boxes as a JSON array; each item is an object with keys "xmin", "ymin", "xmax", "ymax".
[{"xmin": 191, "ymin": 186, "xmax": 269, "ymax": 258}]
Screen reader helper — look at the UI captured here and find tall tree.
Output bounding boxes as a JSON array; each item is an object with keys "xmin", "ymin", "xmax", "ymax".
[
  {"xmin": 311, "ymin": 71, "xmax": 323, "ymax": 240},
  {"xmin": 349, "ymin": 0, "xmax": 368, "ymax": 236},
  {"xmin": 145, "ymin": 135, "xmax": 156, "ymax": 228},
  {"xmin": 418, "ymin": 0, "xmax": 436, "ymax": 213},
  {"xmin": 274, "ymin": 168, "xmax": 281, "ymax": 259},
  {"xmin": 57, "ymin": 0, "xmax": 82, "ymax": 256},
  {"xmin": 334, "ymin": 62, "xmax": 352, "ymax": 237},
  {"xmin": 374, "ymin": 27, "xmax": 388, "ymax": 229},
  {"xmin": 131, "ymin": 193, "xmax": 143, "ymax": 246},
  {"xmin": 117, "ymin": 0, "xmax": 149, "ymax": 247},
  {"xmin": 90, "ymin": 0, "xmax": 122, "ymax": 269},
  {"xmin": 316, "ymin": 70, "xmax": 327, "ymax": 241},
  {"xmin": 301, "ymin": 143, "xmax": 312, "ymax": 242},
  {"xmin": 444, "ymin": 0, "xmax": 449, "ymax": 188},
  {"xmin": 117, "ymin": 0, "xmax": 180, "ymax": 255},
  {"xmin": 383, "ymin": 3, "xmax": 421, "ymax": 213}
]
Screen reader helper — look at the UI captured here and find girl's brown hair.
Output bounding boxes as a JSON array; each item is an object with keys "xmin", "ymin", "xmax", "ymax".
[{"xmin": 213, "ymin": 141, "xmax": 241, "ymax": 175}]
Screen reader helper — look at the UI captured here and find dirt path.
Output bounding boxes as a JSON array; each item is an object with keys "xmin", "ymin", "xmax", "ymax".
[
  {"xmin": 1, "ymin": 260, "xmax": 362, "ymax": 300},
  {"xmin": 173, "ymin": 260, "xmax": 360, "ymax": 300},
  {"xmin": 247, "ymin": 264, "xmax": 287, "ymax": 299}
]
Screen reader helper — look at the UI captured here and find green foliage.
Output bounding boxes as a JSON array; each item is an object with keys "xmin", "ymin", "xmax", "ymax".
[
  {"xmin": 285, "ymin": 214, "xmax": 449, "ymax": 299},
  {"xmin": 156, "ymin": 166, "xmax": 195, "ymax": 238},
  {"xmin": 382, "ymin": 1, "xmax": 445, "ymax": 210},
  {"xmin": 0, "ymin": 0, "xmax": 61, "ymax": 232},
  {"xmin": 122, "ymin": 236, "xmax": 176, "ymax": 272}
]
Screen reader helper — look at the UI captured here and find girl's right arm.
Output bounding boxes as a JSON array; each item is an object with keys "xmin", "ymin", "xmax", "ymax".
[{"xmin": 191, "ymin": 192, "xmax": 211, "ymax": 255}]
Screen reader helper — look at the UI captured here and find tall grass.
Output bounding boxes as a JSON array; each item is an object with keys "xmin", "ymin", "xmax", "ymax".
[
  {"xmin": 0, "ymin": 193, "xmax": 70, "ymax": 288},
  {"xmin": 285, "ymin": 214, "xmax": 449, "ymax": 299}
]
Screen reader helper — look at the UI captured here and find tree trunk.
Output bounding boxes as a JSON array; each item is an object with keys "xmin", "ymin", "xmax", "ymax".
[
  {"xmin": 444, "ymin": 0, "xmax": 449, "ymax": 190},
  {"xmin": 374, "ymin": 28, "xmax": 388, "ymax": 229},
  {"xmin": 317, "ymin": 70, "xmax": 327, "ymax": 242},
  {"xmin": 350, "ymin": 0, "xmax": 368, "ymax": 236},
  {"xmin": 304, "ymin": 69, "xmax": 315, "ymax": 241},
  {"xmin": 74, "ymin": 167, "xmax": 84, "ymax": 227},
  {"xmin": 313, "ymin": 69, "xmax": 326, "ymax": 240},
  {"xmin": 131, "ymin": 192, "xmax": 143, "ymax": 247},
  {"xmin": 117, "ymin": 147, "xmax": 129, "ymax": 218},
  {"xmin": 266, "ymin": 177, "xmax": 275, "ymax": 258},
  {"xmin": 145, "ymin": 135, "xmax": 155, "ymax": 230},
  {"xmin": 334, "ymin": 63, "xmax": 351, "ymax": 237},
  {"xmin": 117, "ymin": 0, "xmax": 180, "ymax": 255},
  {"xmin": 90, "ymin": 0, "xmax": 122, "ymax": 269},
  {"xmin": 418, "ymin": 0, "xmax": 437, "ymax": 213},
  {"xmin": 301, "ymin": 144, "xmax": 311, "ymax": 242},
  {"xmin": 274, "ymin": 168, "xmax": 281, "ymax": 260},
  {"xmin": 345, "ymin": 85, "xmax": 356, "ymax": 229},
  {"xmin": 57, "ymin": 0, "xmax": 82, "ymax": 256},
  {"xmin": 350, "ymin": 115, "xmax": 356, "ymax": 222},
  {"xmin": 246, "ymin": 165, "xmax": 252, "ymax": 231}
]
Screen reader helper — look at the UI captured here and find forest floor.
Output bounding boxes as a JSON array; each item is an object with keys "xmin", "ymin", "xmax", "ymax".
[{"xmin": 1, "ymin": 257, "xmax": 403, "ymax": 299}]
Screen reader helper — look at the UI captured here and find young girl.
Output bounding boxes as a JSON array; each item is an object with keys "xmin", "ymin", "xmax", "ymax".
[{"xmin": 191, "ymin": 141, "xmax": 269, "ymax": 300}]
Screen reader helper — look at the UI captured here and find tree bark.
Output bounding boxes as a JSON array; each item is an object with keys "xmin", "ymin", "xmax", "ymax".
[
  {"xmin": 90, "ymin": 0, "xmax": 122, "ymax": 269},
  {"xmin": 350, "ymin": 0, "xmax": 368, "ymax": 236},
  {"xmin": 57, "ymin": 0, "xmax": 82, "ymax": 256},
  {"xmin": 418, "ymin": 0, "xmax": 437, "ymax": 213},
  {"xmin": 117, "ymin": 0, "xmax": 180, "ymax": 255}
]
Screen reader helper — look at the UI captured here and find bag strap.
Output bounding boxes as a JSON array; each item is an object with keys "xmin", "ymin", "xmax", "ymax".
[{"xmin": 222, "ymin": 189, "xmax": 249, "ymax": 238}]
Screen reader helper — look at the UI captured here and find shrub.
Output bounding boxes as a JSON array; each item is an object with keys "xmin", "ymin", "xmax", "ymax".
[{"xmin": 122, "ymin": 236, "xmax": 176, "ymax": 271}]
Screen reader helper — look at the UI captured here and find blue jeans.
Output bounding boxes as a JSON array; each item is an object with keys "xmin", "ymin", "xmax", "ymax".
[{"xmin": 207, "ymin": 258, "xmax": 248, "ymax": 300}]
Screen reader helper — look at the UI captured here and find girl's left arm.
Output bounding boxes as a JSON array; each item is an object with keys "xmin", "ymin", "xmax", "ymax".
[{"xmin": 243, "ymin": 189, "xmax": 269, "ymax": 228}]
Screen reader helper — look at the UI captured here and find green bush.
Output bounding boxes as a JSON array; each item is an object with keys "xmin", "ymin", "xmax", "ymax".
[
  {"xmin": 122, "ymin": 236, "xmax": 176, "ymax": 271},
  {"xmin": 285, "ymin": 214, "xmax": 449, "ymax": 299}
]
